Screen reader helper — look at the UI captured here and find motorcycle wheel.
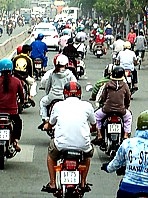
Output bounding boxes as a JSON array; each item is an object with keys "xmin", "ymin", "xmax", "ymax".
[
  {"xmin": 18, "ymin": 103, "xmax": 23, "ymax": 114},
  {"xmin": 0, "ymin": 145, "xmax": 5, "ymax": 170},
  {"xmin": 97, "ymin": 54, "xmax": 100, "ymax": 58}
]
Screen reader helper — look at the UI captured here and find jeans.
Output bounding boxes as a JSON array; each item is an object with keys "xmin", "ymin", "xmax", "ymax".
[
  {"xmin": 116, "ymin": 189, "xmax": 135, "ymax": 198},
  {"xmin": 95, "ymin": 108, "xmax": 132, "ymax": 133}
]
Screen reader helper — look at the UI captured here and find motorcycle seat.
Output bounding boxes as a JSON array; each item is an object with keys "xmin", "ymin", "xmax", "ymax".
[{"xmin": 60, "ymin": 149, "xmax": 83, "ymax": 160}]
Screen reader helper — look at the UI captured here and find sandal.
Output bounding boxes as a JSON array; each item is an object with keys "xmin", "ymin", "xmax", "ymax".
[
  {"xmin": 13, "ymin": 140, "xmax": 21, "ymax": 152},
  {"xmin": 41, "ymin": 183, "xmax": 56, "ymax": 193}
]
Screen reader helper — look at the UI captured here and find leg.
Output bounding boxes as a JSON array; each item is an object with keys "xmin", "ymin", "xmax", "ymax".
[
  {"xmin": 123, "ymin": 110, "xmax": 132, "ymax": 138},
  {"xmin": 40, "ymin": 95, "xmax": 51, "ymax": 120},
  {"xmin": 132, "ymin": 69, "xmax": 138, "ymax": 89},
  {"xmin": 81, "ymin": 158, "xmax": 90, "ymax": 187}
]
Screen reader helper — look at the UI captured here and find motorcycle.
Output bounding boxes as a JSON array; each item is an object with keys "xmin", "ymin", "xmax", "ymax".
[
  {"xmin": 124, "ymin": 69, "xmax": 136, "ymax": 96},
  {"xmin": 76, "ymin": 53, "xmax": 85, "ymax": 79},
  {"xmin": 33, "ymin": 58, "xmax": 44, "ymax": 80},
  {"xmin": 0, "ymin": 113, "xmax": 20, "ymax": 170},
  {"xmin": 100, "ymin": 112, "xmax": 124, "ymax": 159},
  {"xmin": 93, "ymin": 43, "xmax": 103, "ymax": 58},
  {"xmin": 42, "ymin": 149, "xmax": 92, "ymax": 197}
]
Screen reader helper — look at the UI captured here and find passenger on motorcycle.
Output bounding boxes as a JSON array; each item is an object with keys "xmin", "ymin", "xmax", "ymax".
[
  {"xmin": 0, "ymin": 59, "xmax": 24, "ymax": 151},
  {"xmin": 101, "ymin": 110, "xmax": 148, "ymax": 198},
  {"xmin": 38, "ymin": 54, "xmax": 77, "ymax": 129},
  {"xmin": 89, "ymin": 64, "xmax": 114, "ymax": 103},
  {"xmin": 30, "ymin": 33, "xmax": 48, "ymax": 71},
  {"xmin": 91, "ymin": 66, "xmax": 132, "ymax": 146},
  {"xmin": 42, "ymin": 81, "xmax": 96, "ymax": 192},
  {"xmin": 92, "ymin": 29, "xmax": 106, "ymax": 54},
  {"xmin": 116, "ymin": 41, "xmax": 138, "ymax": 91},
  {"xmin": 74, "ymin": 37, "xmax": 86, "ymax": 59},
  {"xmin": 63, "ymin": 38, "xmax": 79, "ymax": 78},
  {"xmin": 13, "ymin": 44, "xmax": 36, "ymax": 107},
  {"xmin": 58, "ymin": 30, "xmax": 71, "ymax": 53},
  {"xmin": 134, "ymin": 30, "xmax": 147, "ymax": 61}
]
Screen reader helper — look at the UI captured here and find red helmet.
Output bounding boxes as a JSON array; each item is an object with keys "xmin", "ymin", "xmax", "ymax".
[
  {"xmin": 53, "ymin": 54, "xmax": 60, "ymax": 66},
  {"xmin": 63, "ymin": 82, "xmax": 81, "ymax": 99},
  {"xmin": 17, "ymin": 46, "xmax": 22, "ymax": 55},
  {"xmin": 65, "ymin": 24, "xmax": 70, "ymax": 29}
]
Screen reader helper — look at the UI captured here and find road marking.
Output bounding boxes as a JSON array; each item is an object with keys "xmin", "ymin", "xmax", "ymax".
[{"xmin": 8, "ymin": 144, "xmax": 35, "ymax": 162}]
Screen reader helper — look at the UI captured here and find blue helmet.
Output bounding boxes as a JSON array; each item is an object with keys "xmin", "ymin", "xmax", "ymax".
[
  {"xmin": 37, "ymin": 33, "xmax": 44, "ymax": 40},
  {"xmin": 0, "ymin": 58, "xmax": 13, "ymax": 72},
  {"xmin": 62, "ymin": 29, "xmax": 69, "ymax": 35}
]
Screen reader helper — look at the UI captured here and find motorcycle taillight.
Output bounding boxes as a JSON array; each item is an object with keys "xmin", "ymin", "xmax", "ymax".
[
  {"xmin": 77, "ymin": 60, "xmax": 80, "ymax": 64},
  {"xmin": 108, "ymin": 116, "xmax": 120, "ymax": 123},
  {"xmin": 64, "ymin": 160, "xmax": 77, "ymax": 170}
]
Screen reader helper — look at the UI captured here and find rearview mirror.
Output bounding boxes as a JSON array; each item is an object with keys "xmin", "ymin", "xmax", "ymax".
[{"xmin": 85, "ymin": 83, "xmax": 93, "ymax": 92}]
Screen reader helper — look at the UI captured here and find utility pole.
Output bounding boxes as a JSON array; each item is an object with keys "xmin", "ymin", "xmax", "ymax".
[{"xmin": 125, "ymin": 0, "xmax": 130, "ymax": 37}]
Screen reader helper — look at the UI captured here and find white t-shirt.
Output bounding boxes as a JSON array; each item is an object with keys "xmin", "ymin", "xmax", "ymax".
[
  {"xmin": 50, "ymin": 97, "xmax": 96, "ymax": 152},
  {"xmin": 74, "ymin": 43, "xmax": 86, "ymax": 53},
  {"xmin": 113, "ymin": 39, "xmax": 125, "ymax": 52},
  {"xmin": 116, "ymin": 49, "xmax": 137, "ymax": 71}
]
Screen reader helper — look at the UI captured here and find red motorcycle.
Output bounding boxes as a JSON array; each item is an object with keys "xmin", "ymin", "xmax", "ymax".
[{"xmin": 42, "ymin": 149, "xmax": 92, "ymax": 197}]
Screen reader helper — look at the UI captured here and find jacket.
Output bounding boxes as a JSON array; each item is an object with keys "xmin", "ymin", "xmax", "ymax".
[
  {"xmin": 0, "ymin": 75, "xmax": 24, "ymax": 114},
  {"xmin": 107, "ymin": 130, "xmax": 148, "ymax": 193},
  {"xmin": 101, "ymin": 80, "xmax": 131, "ymax": 115}
]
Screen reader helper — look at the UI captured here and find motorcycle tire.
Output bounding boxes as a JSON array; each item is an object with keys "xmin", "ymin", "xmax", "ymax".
[
  {"xmin": 18, "ymin": 103, "xmax": 23, "ymax": 114},
  {"xmin": 97, "ymin": 54, "xmax": 100, "ymax": 58},
  {"xmin": 0, "ymin": 144, "xmax": 5, "ymax": 170}
]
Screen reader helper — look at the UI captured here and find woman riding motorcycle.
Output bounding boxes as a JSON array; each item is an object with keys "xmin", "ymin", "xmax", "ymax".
[
  {"xmin": 38, "ymin": 54, "xmax": 77, "ymax": 129},
  {"xmin": 91, "ymin": 66, "xmax": 132, "ymax": 146},
  {"xmin": 0, "ymin": 59, "xmax": 24, "ymax": 151},
  {"xmin": 101, "ymin": 110, "xmax": 148, "ymax": 198}
]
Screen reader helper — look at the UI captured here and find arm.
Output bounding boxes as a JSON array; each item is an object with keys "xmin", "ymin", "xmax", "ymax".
[
  {"xmin": 107, "ymin": 142, "xmax": 126, "ymax": 173},
  {"xmin": 88, "ymin": 104, "xmax": 97, "ymax": 132},
  {"xmin": 45, "ymin": 73, "xmax": 52, "ymax": 95}
]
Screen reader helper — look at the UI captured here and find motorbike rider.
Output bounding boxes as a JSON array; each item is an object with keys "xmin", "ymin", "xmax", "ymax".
[
  {"xmin": 134, "ymin": 30, "xmax": 147, "ymax": 61},
  {"xmin": 101, "ymin": 110, "xmax": 148, "ymax": 198},
  {"xmin": 0, "ymin": 58, "xmax": 24, "ymax": 151},
  {"xmin": 91, "ymin": 66, "xmax": 132, "ymax": 146},
  {"xmin": 89, "ymin": 64, "xmax": 114, "ymax": 103},
  {"xmin": 75, "ymin": 26, "xmax": 87, "ymax": 43},
  {"xmin": 38, "ymin": 54, "xmax": 77, "ymax": 129},
  {"xmin": 63, "ymin": 38, "xmax": 79, "ymax": 78},
  {"xmin": 92, "ymin": 29, "xmax": 106, "ymax": 54},
  {"xmin": 112, "ymin": 34, "xmax": 125, "ymax": 54},
  {"xmin": 89, "ymin": 25, "xmax": 98, "ymax": 51},
  {"xmin": 30, "ymin": 33, "xmax": 48, "ymax": 72},
  {"xmin": 13, "ymin": 44, "xmax": 36, "ymax": 107},
  {"xmin": 116, "ymin": 41, "xmax": 138, "ymax": 91},
  {"xmin": 58, "ymin": 30, "xmax": 71, "ymax": 53},
  {"xmin": 41, "ymin": 81, "xmax": 97, "ymax": 192}
]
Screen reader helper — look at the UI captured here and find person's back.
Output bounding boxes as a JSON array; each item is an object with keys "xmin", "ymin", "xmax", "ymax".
[
  {"xmin": 53, "ymin": 97, "xmax": 95, "ymax": 152},
  {"xmin": 113, "ymin": 39, "xmax": 125, "ymax": 52},
  {"xmin": 135, "ymin": 35, "xmax": 146, "ymax": 51},
  {"xmin": 63, "ymin": 39, "xmax": 78, "ymax": 59},
  {"xmin": 31, "ymin": 39, "xmax": 47, "ymax": 59},
  {"xmin": 102, "ymin": 80, "xmax": 130, "ymax": 115}
]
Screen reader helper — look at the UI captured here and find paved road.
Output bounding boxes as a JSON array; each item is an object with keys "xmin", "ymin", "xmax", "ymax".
[
  {"xmin": 0, "ymin": 24, "xmax": 30, "ymax": 44},
  {"xmin": 0, "ymin": 43, "xmax": 148, "ymax": 198}
]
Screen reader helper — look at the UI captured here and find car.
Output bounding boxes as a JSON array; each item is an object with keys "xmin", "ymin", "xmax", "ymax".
[{"xmin": 30, "ymin": 23, "xmax": 59, "ymax": 51}]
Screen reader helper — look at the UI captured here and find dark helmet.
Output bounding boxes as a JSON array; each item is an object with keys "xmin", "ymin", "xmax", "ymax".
[
  {"xmin": 17, "ymin": 46, "xmax": 22, "ymax": 55},
  {"xmin": 66, "ymin": 38, "xmax": 73, "ymax": 44},
  {"xmin": 137, "ymin": 110, "xmax": 148, "ymax": 130},
  {"xmin": 63, "ymin": 81, "xmax": 81, "ymax": 99},
  {"xmin": 37, "ymin": 33, "xmax": 44, "ymax": 40},
  {"xmin": 110, "ymin": 66, "xmax": 125, "ymax": 80},
  {"xmin": 22, "ymin": 44, "xmax": 32, "ymax": 54},
  {"xmin": 75, "ymin": 37, "xmax": 81, "ymax": 43}
]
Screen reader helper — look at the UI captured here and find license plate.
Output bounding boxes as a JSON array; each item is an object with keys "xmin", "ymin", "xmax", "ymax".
[
  {"xmin": 108, "ymin": 124, "xmax": 121, "ymax": 133},
  {"xmin": 77, "ymin": 67, "xmax": 80, "ymax": 72},
  {"xmin": 35, "ymin": 64, "xmax": 42, "ymax": 69},
  {"xmin": 126, "ymin": 77, "xmax": 131, "ymax": 83},
  {"xmin": 0, "ymin": 129, "xmax": 10, "ymax": 140},
  {"xmin": 61, "ymin": 171, "xmax": 79, "ymax": 184},
  {"xmin": 97, "ymin": 50, "xmax": 102, "ymax": 54}
]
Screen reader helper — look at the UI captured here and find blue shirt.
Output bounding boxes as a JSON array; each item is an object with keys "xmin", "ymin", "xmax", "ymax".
[
  {"xmin": 30, "ymin": 40, "xmax": 48, "ymax": 59},
  {"xmin": 107, "ymin": 130, "xmax": 148, "ymax": 193}
]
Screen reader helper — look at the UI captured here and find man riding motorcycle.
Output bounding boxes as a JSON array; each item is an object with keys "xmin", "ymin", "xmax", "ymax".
[
  {"xmin": 116, "ymin": 41, "xmax": 138, "ymax": 91},
  {"xmin": 112, "ymin": 34, "xmax": 125, "ymax": 54},
  {"xmin": 30, "ymin": 33, "xmax": 48, "ymax": 72},
  {"xmin": 38, "ymin": 54, "xmax": 77, "ymax": 129},
  {"xmin": 0, "ymin": 58, "xmax": 24, "ymax": 151},
  {"xmin": 13, "ymin": 44, "xmax": 36, "ymax": 107},
  {"xmin": 42, "ymin": 81, "xmax": 97, "ymax": 192},
  {"xmin": 91, "ymin": 66, "xmax": 132, "ymax": 146},
  {"xmin": 63, "ymin": 38, "xmax": 79, "ymax": 78},
  {"xmin": 101, "ymin": 110, "xmax": 148, "ymax": 198},
  {"xmin": 75, "ymin": 26, "xmax": 87, "ymax": 43},
  {"xmin": 58, "ymin": 30, "xmax": 71, "ymax": 53}
]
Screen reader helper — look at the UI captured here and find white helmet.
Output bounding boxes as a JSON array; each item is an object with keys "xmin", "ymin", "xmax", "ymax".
[
  {"xmin": 56, "ymin": 54, "xmax": 69, "ymax": 66},
  {"xmin": 124, "ymin": 41, "xmax": 131, "ymax": 49}
]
